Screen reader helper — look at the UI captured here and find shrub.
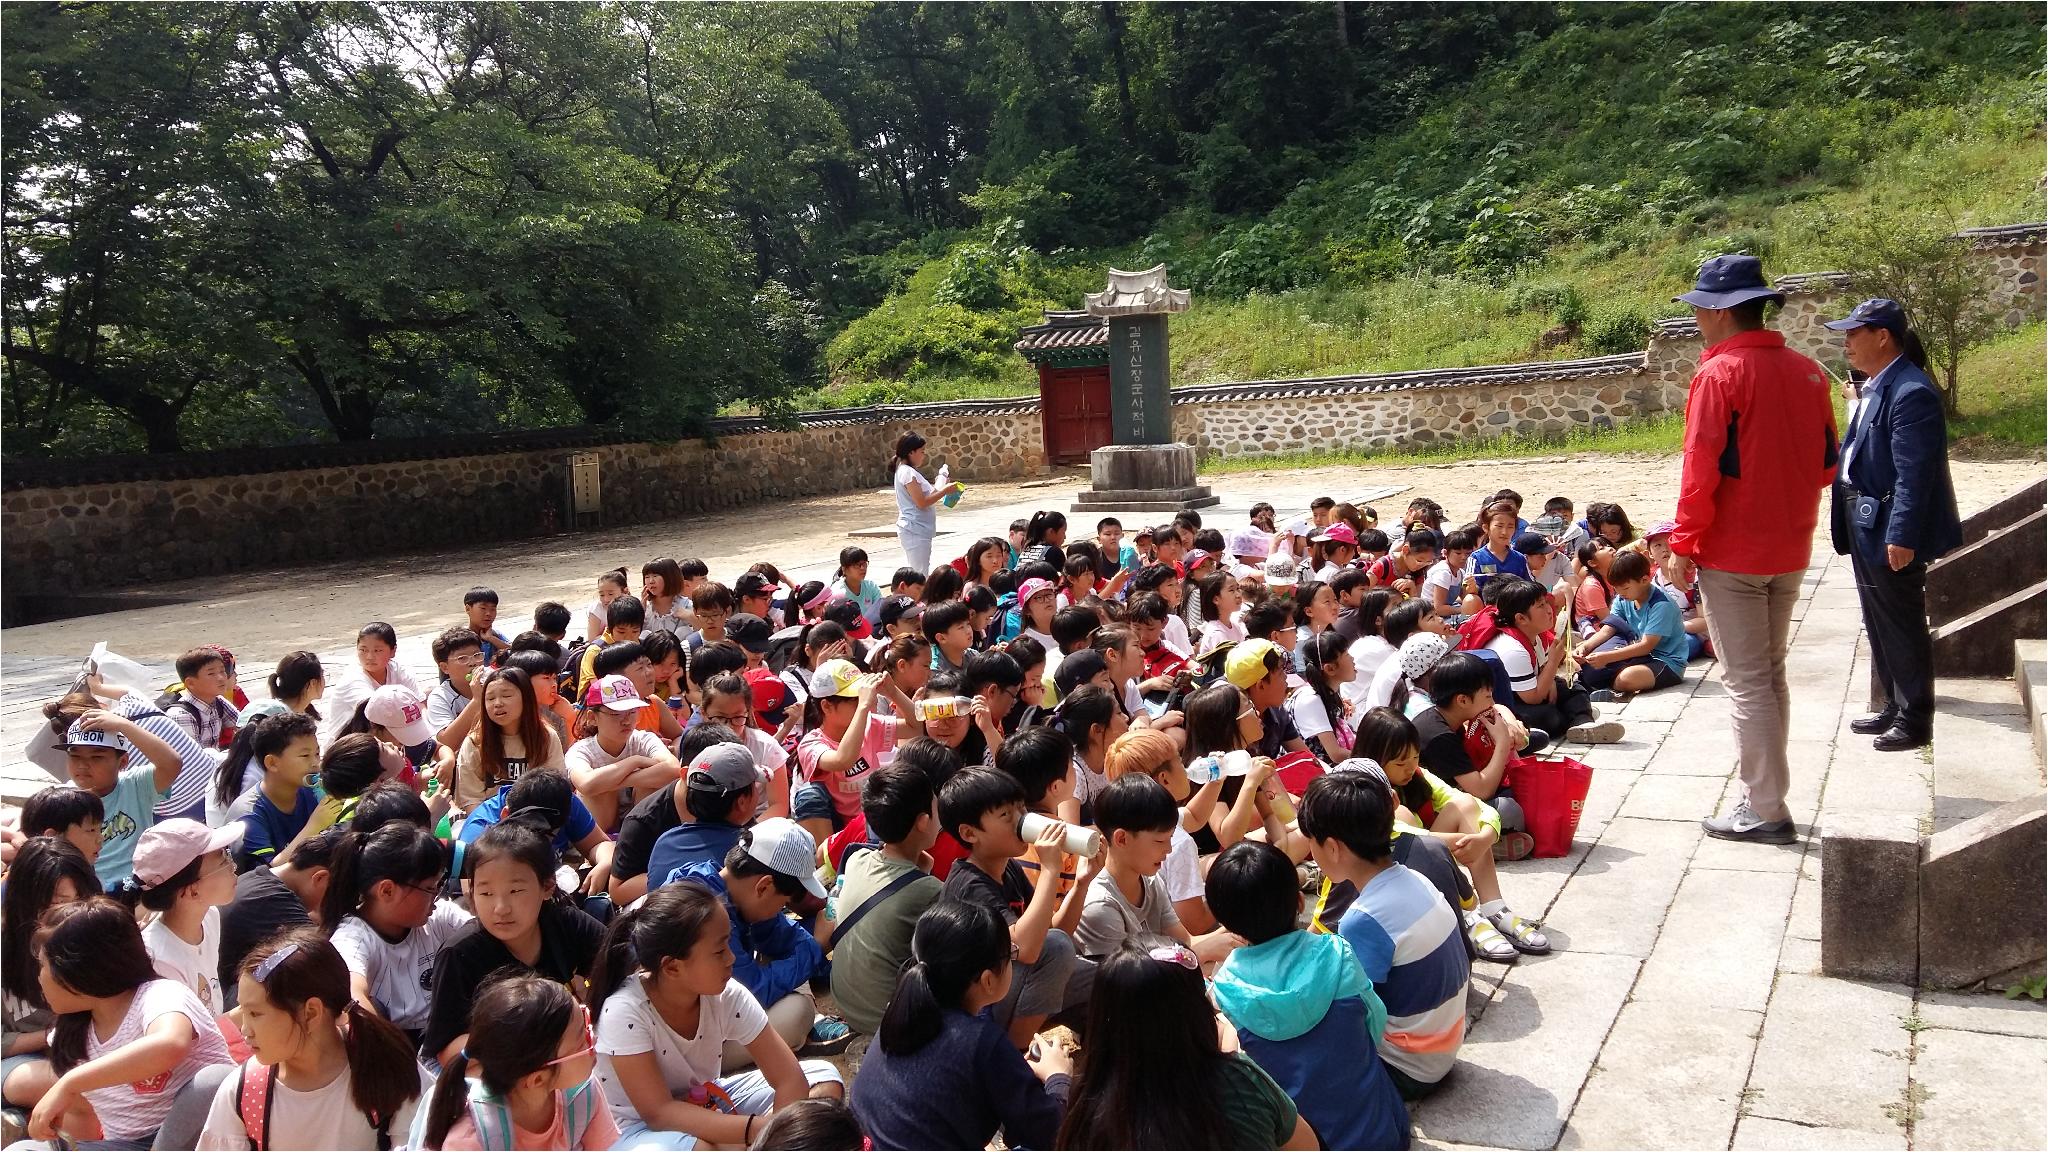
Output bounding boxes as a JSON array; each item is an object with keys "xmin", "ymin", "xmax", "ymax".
[{"xmin": 1585, "ymin": 305, "xmax": 1652, "ymax": 356}]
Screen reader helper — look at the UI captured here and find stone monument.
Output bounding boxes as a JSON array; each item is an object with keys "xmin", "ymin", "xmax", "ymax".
[{"xmin": 1070, "ymin": 265, "xmax": 1220, "ymax": 513}]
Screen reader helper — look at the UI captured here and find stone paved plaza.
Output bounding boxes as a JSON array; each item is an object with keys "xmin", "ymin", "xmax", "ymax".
[{"xmin": 3, "ymin": 455, "xmax": 2043, "ymax": 1150}]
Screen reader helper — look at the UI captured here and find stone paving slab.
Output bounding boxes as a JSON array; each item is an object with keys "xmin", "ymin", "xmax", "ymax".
[
  {"xmin": 1536, "ymin": 817, "xmax": 1697, "ymax": 959},
  {"xmin": 1630, "ymin": 867, "xmax": 1796, "ymax": 1014},
  {"xmin": 1914, "ymin": 990, "xmax": 2048, "ymax": 1038},
  {"xmin": 1557, "ymin": 1002, "xmax": 1760, "ymax": 1150},
  {"xmin": 1409, "ymin": 951, "xmax": 1642, "ymax": 1151},
  {"xmin": 1743, "ymin": 973, "xmax": 1916, "ymax": 1134},
  {"xmin": 1910, "ymin": 1028, "xmax": 2048, "ymax": 1150},
  {"xmin": 1617, "ymin": 772, "xmax": 1729, "ymax": 822},
  {"xmin": 1730, "ymin": 1116, "xmax": 1907, "ymax": 1150}
]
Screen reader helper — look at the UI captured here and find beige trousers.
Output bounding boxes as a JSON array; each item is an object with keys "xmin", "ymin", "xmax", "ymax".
[{"xmin": 1697, "ymin": 567, "xmax": 1804, "ymax": 823}]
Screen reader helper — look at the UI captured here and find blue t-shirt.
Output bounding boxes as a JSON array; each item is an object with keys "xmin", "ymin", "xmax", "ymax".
[
  {"xmin": 458, "ymin": 783, "xmax": 598, "ymax": 856},
  {"xmin": 96, "ymin": 766, "xmax": 167, "ymax": 889},
  {"xmin": 1611, "ymin": 588, "xmax": 1689, "ymax": 677},
  {"xmin": 237, "ymin": 786, "xmax": 319, "ymax": 871},
  {"xmin": 644, "ymin": 821, "xmax": 744, "ymax": 894},
  {"xmin": 1468, "ymin": 543, "xmax": 1529, "ymax": 586},
  {"xmin": 833, "ymin": 578, "xmax": 885, "ymax": 625}
]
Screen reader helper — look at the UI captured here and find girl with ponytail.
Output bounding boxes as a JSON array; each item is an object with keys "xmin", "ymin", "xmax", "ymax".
[
  {"xmin": 321, "ymin": 822, "xmax": 471, "ymax": 1046},
  {"xmin": 195, "ymin": 930, "xmax": 426, "ymax": 1150},
  {"xmin": 590, "ymin": 884, "xmax": 843, "ymax": 1148},
  {"xmin": 850, "ymin": 901, "xmax": 1068, "ymax": 1150},
  {"xmin": 1051, "ymin": 683, "xmax": 1126, "ymax": 815},
  {"xmin": 266, "ymin": 651, "xmax": 326, "ymax": 723},
  {"xmin": 412, "ymin": 973, "xmax": 616, "ymax": 1151}
]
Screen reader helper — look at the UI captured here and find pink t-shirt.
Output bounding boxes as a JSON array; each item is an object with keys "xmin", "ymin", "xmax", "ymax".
[
  {"xmin": 796, "ymin": 714, "xmax": 900, "ymax": 820},
  {"xmin": 1573, "ymin": 579, "xmax": 1611, "ymax": 633},
  {"xmin": 439, "ymin": 1083, "xmax": 623, "ymax": 1151},
  {"xmin": 85, "ymin": 979, "xmax": 233, "ymax": 1139}
]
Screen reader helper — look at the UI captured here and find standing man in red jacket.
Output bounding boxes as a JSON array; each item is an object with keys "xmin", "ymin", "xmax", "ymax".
[{"xmin": 1668, "ymin": 255, "xmax": 1840, "ymax": 844}]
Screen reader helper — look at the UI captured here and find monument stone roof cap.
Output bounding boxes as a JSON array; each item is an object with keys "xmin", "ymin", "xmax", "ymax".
[{"xmin": 1084, "ymin": 265, "xmax": 1190, "ymax": 317}]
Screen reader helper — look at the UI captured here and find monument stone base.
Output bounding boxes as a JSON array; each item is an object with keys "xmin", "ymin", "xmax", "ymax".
[{"xmin": 1071, "ymin": 443, "xmax": 1220, "ymax": 513}]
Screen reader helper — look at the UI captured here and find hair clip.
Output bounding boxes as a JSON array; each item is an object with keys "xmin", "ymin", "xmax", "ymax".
[
  {"xmin": 252, "ymin": 942, "xmax": 301, "ymax": 983},
  {"xmin": 1147, "ymin": 942, "xmax": 1199, "ymax": 970}
]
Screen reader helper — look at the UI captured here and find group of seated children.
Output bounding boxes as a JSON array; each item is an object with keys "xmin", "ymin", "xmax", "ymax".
[{"xmin": 0, "ymin": 488, "xmax": 1707, "ymax": 1150}]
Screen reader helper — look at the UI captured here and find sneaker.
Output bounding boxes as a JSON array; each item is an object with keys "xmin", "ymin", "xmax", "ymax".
[
  {"xmin": 1492, "ymin": 830, "xmax": 1536, "ymax": 862},
  {"xmin": 1521, "ymin": 728, "xmax": 1552, "ymax": 756},
  {"xmin": 1567, "ymin": 719, "xmax": 1625, "ymax": 744},
  {"xmin": 1589, "ymin": 689, "xmax": 1633, "ymax": 705},
  {"xmin": 799, "ymin": 1015, "xmax": 854, "ymax": 1056},
  {"xmin": 1464, "ymin": 909, "xmax": 1520, "ymax": 963},
  {"xmin": 1485, "ymin": 908, "xmax": 1552, "ymax": 954},
  {"xmin": 1702, "ymin": 801, "xmax": 1797, "ymax": 844}
]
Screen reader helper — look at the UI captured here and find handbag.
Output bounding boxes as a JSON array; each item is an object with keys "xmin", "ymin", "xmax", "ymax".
[{"xmin": 1507, "ymin": 757, "xmax": 1595, "ymax": 858}]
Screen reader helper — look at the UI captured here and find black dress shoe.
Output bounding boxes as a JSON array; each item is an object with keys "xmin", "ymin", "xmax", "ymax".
[
  {"xmin": 1850, "ymin": 711, "xmax": 1898, "ymax": 735},
  {"xmin": 1872, "ymin": 723, "xmax": 1929, "ymax": 752}
]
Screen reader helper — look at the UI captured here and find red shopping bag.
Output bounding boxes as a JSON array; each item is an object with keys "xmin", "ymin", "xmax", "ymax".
[{"xmin": 1509, "ymin": 756, "xmax": 1594, "ymax": 858}]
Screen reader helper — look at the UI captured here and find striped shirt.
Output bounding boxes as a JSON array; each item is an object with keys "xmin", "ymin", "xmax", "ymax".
[{"xmin": 1339, "ymin": 863, "xmax": 1469, "ymax": 1086}]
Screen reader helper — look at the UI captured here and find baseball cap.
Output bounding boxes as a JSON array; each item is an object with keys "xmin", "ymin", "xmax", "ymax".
[
  {"xmin": 587, "ymin": 674, "xmax": 646, "ymax": 714},
  {"xmin": 877, "ymin": 595, "xmax": 924, "ymax": 628},
  {"xmin": 1262, "ymin": 554, "xmax": 1298, "ymax": 587},
  {"xmin": 822, "ymin": 598, "xmax": 872, "ymax": 640},
  {"xmin": 1017, "ymin": 578, "xmax": 1056, "ymax": 605},
  {"xmin": 747, "ymin": 668, "xmax": 794, "ymax": 728},
  {"xmin": 364, "ymin": 684, "xmax": 435, "ymax": 747},
  {"xmin": 1513, "ymin": 532, "xmax": 1554, "ymax": 557},
  {"xmin": 686, "ymin": 743, "xmax": 759, "ymax": 793},
  {"xmin": 725, "ymin": 613, "xmax": 773, "ymax": 654},
  {"xmin": 60, "ymin": 719, "xmax": 131, "ymax": 754},
  {"xmin": 1312, "ymin": 523, "xmax": 1358, "ymax": 547},
  {"xmin": 1398, "ymin": 632, "xmax": 1453, "ymax": 683},
  {"xmin": 808, "ymin": 658, "xmax": 866, "ymax": 699},
  {"xmin": 1223, "ymin": 639, "xmax": 1284, "ymax": 691},
  {"xmin": 734, "ymin": 572, "xmax": 778, "ymax": 600},
  {"xmin": 1181, "ymin": 549, "xmax": 1213, "ymax": 572},
  {"xmin": 1823, "ymin": 297, "xmax": 1908, "ymax": 337},
  {"xmin": 740, "ymin": 817, "xmax": 828, "ymax": 901},
  {"xmin": 1644, "ymin": 519, "xmax": 1678, "ymax": 541},
  {"xmin": 1228, "ymin": 527, "xmax": 1272, "ymax": 560},
  {"xmin": 132, "ymin": 818, "xmax": 244, "ymax": 889}
]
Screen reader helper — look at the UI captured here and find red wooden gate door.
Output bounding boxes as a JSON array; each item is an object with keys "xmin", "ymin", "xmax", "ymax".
[{"xmin": 1041, "ymin": 365, "xmax": 1114, "ymax": 465}]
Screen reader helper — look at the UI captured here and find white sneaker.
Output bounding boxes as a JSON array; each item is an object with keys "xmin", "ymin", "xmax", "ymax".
[{"xmin": 1567, "ymin": 719, "xmax": 1625, "ymax": 744}]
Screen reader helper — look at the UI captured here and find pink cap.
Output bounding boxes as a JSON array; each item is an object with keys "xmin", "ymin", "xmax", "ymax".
[
  {"xmin": 132, "ymin": 818, "xmax": 243, "ymax": 889},
  {"xmin": 1645, "ymin": 519, "xmax": 1678, "ymax": 540},
  {"xmin": 1182, "ymin": 549, "xmax": 1213, "ymax": 570},
  {"xmin": 1312, "ymin": 523, "xmax": 1358, "ymax": 546},
  {"xmin": 1017, "ymin": 578, "xmax": 1056, "ymax": 605},
  {"xmin": 587, "ymin": 674, "xmax": 646, "ymax": 714},
  {"xmin": 364, "ymin": 684, "xmax": 434, "ymax": 747}
]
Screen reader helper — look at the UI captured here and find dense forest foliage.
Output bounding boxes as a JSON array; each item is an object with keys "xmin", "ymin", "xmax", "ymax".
[{"xmin": 3, "ymin": 1, "xmax": 2041, "ymax": 455}]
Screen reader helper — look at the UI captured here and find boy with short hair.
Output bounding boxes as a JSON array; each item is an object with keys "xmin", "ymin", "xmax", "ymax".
[
  {"xmin": 610, "ymin": 724, "xmax": 745, "ymax": 905},
  {"xmin": 1073, "ymin": 773, "xmax": 1234, "ymax": 963},
  {"xmin": 824, "ymin": 760, "xmax": 946, "ymax": 1036},
  {"xmin": 938, "ymin": 766, "xmax": 1093, "ymax": 1049},
  {"xmin": 20, "ymin": 784, "xmax": 105, "ymax": 866},
  {"xmin": 463, "ymin": 587, "xmax": 512, "ymax": 664},
  {"xmin": 1129, "ymin": 566, "xmax": 1192, "ymax": 655},
  {"xmin": 1487, "ymin": 578, "xmax": 1616, "ymax": 743},
  {"xmin": 876, "ymin": 595, "xmax": 925, "ymax": 640},
  {"xmin": 1300, "ymin": 770, "xmax": 1468, "ymax": 1099},
  {"xmin": 574, "ymin": 595, "xmax": 646, "ymax": 697},
  {"xmin": 1576, "ymin": 549, "xmax": 1688, "ymax": 698},
  {"xmin": 1094, "ymin": 517, "xmax": 1138, "ymax": 580},
  {"xmin": 426, "ymin": 626, "xmax": 486, "ymax": 746},
  {"xmin": 58, "ymin": 715, "xmax": 185, "ymax": 888},
  {"xmin": 921, "ymin": 600, "xmax": 976, "ymax": 676},
  {"xmin": 889, "ymin": 567, "xmax": 926, "ymax": 602},
  {"xmin": 644, "ymin": 742, "xmax": 765, "ymax": 897},
  {"xmin": 167, "ymin": 647, "xmax": 240, "ymax": 750},
  {"xmin": 533, "ymin": 601, "xmax": 573, "ymax": 648},
  {"xmin": 684, "ymin": 581, "xmax": 734, "ymax": 661},
  {"xmin": 592, "ymin": 639, "xmax": 683, "ymax": 741},
  {"xmin": 1208, "ymin": 840, "xmax": 1411, "ymax": 1150}
]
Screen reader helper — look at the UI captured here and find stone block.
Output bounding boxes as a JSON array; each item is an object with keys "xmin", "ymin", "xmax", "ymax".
[
  {"xmin": 1743, "ymin": 973, "xmax": 1914, "ymax": 1133},
  {"xmin": 1912, "ymin": 1028, "xmax": 2048, "ymax": 1150},
  {"xmin": 1919, "ymin": 793, "xmax": 2047, "ymax": 989},
  {"xmin": 1932, "ymin": 581, "xmax": 2047, "ymax": 678},
  {"xmin": 1927, "ymin": 506, "xmax": 2046, "ymax": 626},
  {"xmin": 1956, "ymin": 475, "xmax": 2045, "ymax": 547},
  {"xmin": 1087, "ymin": 443, "xmax": 1197, "ymax": 490},
  {"xmin": 1407, "ymin": 952, "xmax": 1641, "ymax": 1151},
  {"xmin": 1819, "ymin": 809, "xmax": 1920, "ymax": 984},
  {"xmin": 1558, "ymin": 1002, "xmax": 1760, "ymax": 1150},
  {"xmin": 1633, "ymin": 868, "xmax": 1796, "ymax": 1013},
  {"xmin": 1932, "ymin": 695, "xmax": 2037, "ymax": 832}
]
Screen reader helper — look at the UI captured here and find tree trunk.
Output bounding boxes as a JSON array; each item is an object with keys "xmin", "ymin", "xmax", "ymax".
[{"xmin": 1102, "ymin": 2, "xmax": 1139, "ymax": 148}]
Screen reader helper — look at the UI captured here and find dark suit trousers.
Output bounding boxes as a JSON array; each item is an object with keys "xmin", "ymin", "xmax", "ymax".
[{"xmin": 1850, "ymin": 547, "xmax": 1934, "ymax": 732}]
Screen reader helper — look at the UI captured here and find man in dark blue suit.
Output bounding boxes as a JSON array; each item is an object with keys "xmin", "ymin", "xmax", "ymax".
[{"xmin": 1825, "ymin": 298, "xmax": 1964, "ymax": 751}]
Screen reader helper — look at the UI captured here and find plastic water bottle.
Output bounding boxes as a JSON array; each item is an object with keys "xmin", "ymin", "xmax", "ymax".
[{"xmin": 937, "ymin": 464, "xmax": 962, "ymax": 508}]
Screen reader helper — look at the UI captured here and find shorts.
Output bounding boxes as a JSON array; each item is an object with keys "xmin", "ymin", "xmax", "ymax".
[
  {"xmin": 1577, "ymin": 653, "xmax": 1684, "ymax": 691},
  {"xmin": 996, "ymin": 928, "xmax": 1095, "ymax": 1026},
  {"xmin": 1, "ymin": 1052, "xmax": 45, "ymax": 1090},
  {"xmin": 609, "ymin": 1060, "xmax": 843, "ymax": 1150},
  {"xmin": 789, "ymin": 783, "xmax": 846, "ymax": 830}
]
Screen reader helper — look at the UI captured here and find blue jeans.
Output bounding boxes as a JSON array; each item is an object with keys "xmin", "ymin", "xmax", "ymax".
[{"xmin": 609, "ymin": 1060, "xmax": 843, "ymax": 1150}]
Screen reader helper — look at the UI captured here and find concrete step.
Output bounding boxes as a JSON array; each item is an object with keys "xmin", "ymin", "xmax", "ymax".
[
  {"xmin": 1927, "ymin": 505, "xmax": 2047, "ymax": 627},
  {"xmin": 1921, "ymin": 792, "xmax": 2047, "ymax": 989},
  {"xmin": 1932, "ymin": 580, "xmax": 2047, "ymax": 677},
  {"xmin": 1932, "ymin": 678, "xmax": 2039, "ymax": 834},
  {"xmin": 2018, "ymin": 637, "xmax": 2047, "ymax": 765}
]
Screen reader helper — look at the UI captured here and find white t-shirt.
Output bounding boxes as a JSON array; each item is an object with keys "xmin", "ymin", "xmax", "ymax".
[
  {"xmin": 1020, "ymin": 627, "xmax": 1058, "ymax": 655},
  {"xmin": 1160, "ymin": 825, "xmax": 1204, "ymax": 904},
  {"xmin": 1422, "ymin": 558, "xmax": 1465, "ymax": 609},
  {"xmin": 1346, "ymin": 635, "xmax": 1397, "ymax": 703},
  {"xmin": 425, "ymin": 679, "xmax": 469, "ymax": 734},
  {"xmin": 565, "ymin": 729, "xmax": 672, "ymax": 817},
  {"xmin": 1486, "ymin": 633, "xmax": 1544, "ymax": 695},
  {"xmin": 144, "ymin": 906, "xmax": 225, "ymax": 1014},
  {"xmin": 82, "ymin": 979, "xmax": 232, "ymax": 1139},
  {"xmin": 596, "ymin": 974, "xmax": 767, "ymax": 1130},
  {"xmin": 745, "ymin": 726, "xmax": 788, "ymax": 822},
  {"xmin": 894, "ymin": 463, "xmax": 938, "ymax": 535},
  {"xmin": 321, "ymin": 663, "xmax": 424, "ymax": 747},
  {"xmin": 329, "ymin": 902, "xmax": 474, "ymax": 1034},
  {"xmin": 1288, "ymin": 681, "xmax": 1344, "ymax": 746},
  {"xmin": 1364, "ymin": 653, "xmax": 1409, "ymax": 712},
  {"xmin": 1198, "ymin": 619, "xmax": 1247, "ymax": 655},
  {"xmin": 197, "ymin": 1060, "xmax": 430, "ymax": 1151},
  {"xmin": 1161, "ymin": 614, "xmax": 1193, "ymax": 658}
]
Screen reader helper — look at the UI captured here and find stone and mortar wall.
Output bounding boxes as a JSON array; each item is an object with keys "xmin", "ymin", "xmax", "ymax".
[{"xmin": 6, "ymin": 226, "xmax": 2038, "ymax": 601}]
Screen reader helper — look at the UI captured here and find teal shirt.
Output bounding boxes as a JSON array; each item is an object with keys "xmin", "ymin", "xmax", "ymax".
[
  {"xmin": 1614, "ymin": 588, "xmax": 1689, "ymax": 677},
  {"xmin": 95, "ymin": 765, "xmax": 167, "ymax": 889}
]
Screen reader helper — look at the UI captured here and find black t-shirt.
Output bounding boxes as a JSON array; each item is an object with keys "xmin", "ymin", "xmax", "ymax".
[
  {"xmin": 1019, "ymin": 543, "xmax": 1065, "ymax": 573},
  {"xmin": 941, "ymin": 858, "xmax": 1032, "ymax": 925},
  {"xmin": 613, "ymin": 786, "xmax": 685, "ymax": 885},
  {"xmin": 419, "ymin": 900, "xmax": 606, "ymax": 1061},
  {"xmin": 1413, "ymin": 707, "xmax": 1478, "ymax": 787},
  {"xmin": 1249, "ymin": 706, "xmax": 1300, "ymax": 760},
  {"xmin": 218, "ymin": 867, "xmax": 313, "ymax": 1009}
]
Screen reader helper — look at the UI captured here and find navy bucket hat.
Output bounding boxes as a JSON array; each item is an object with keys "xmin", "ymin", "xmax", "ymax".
[
  {"xmin": 1823, "ymin": 297, "xmax": 1909, "ymax": 338},
  {"xmin": 1674, "ymin": 254, "xmax": 1785, "ymax": 310}
]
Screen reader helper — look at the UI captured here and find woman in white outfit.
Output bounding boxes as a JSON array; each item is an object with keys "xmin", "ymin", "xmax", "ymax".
[{"xmin": 892, "ymin": 432, "xmax": 960, "ymax": 574}]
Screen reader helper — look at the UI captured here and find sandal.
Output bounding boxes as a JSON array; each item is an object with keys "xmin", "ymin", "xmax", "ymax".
[
  {"xmin": 1464, "ymin": 909, "xmax": 1520, "ymax": 963},
  {"xmin": 1486, "ymin": 908, "xmax": 1552, "ymax": 955},
  {"xmin": 1493, "ymin": 830, "xmax": 1536, "ymax": 862}
]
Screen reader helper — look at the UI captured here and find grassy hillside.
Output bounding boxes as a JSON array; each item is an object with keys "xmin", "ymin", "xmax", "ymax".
[{"xmin": 797, "ymin": 3, "xmax": 2044, "ymax": 450}]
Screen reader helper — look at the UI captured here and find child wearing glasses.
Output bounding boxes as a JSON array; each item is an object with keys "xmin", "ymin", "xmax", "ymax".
[
  {"xmin": 114, "ymin": 819, "xmax": 246, "ymax": 1015},
  {"xmin": 413, "ymin": 973, "xmax": 617, "ymax": 1151},
  {"xmin": 322, "ymin": 822, "xmax": 474, "ymax": 1047}
]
